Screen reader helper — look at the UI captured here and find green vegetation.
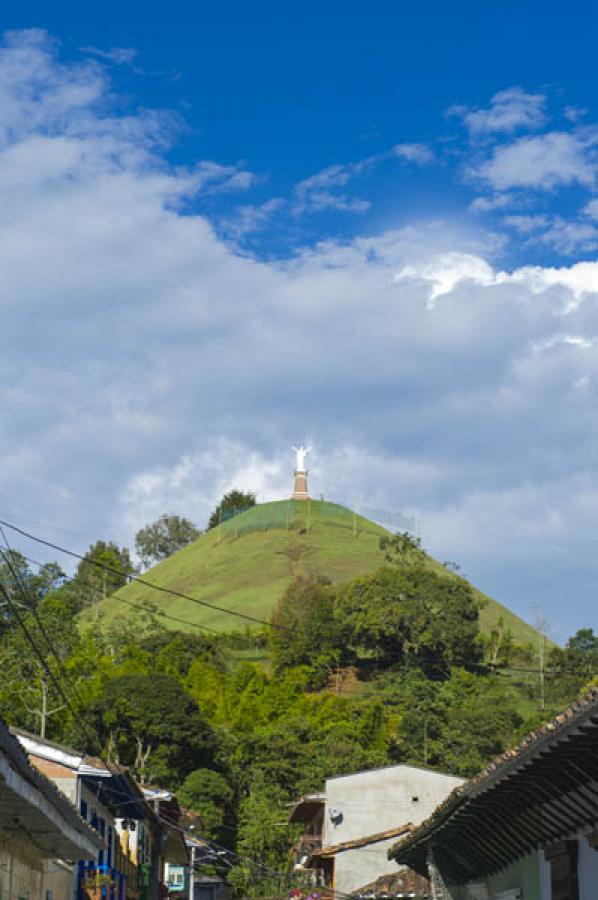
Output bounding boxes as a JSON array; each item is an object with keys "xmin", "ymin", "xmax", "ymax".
[
  {"xmin": 135, "ymin": 514, "xmax": 201, "ymax": 567},
  {"xmin": 207, "ymin": 488, "xmax": 257, "ymax": 530},
  {"xmin": 83, "ymin": 500, "xmax": 541, "ymax": 647},
  {"xmin": 2, "ymin": 510, "xmax": 588, "ymax": 899}
]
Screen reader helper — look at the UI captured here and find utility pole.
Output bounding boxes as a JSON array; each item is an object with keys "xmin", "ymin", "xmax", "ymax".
[
  {"xmin": 188, "ymin": 844, "xmax": 195, "ymax": 900},
  {"xmin": 531, "ymin": 605, "xmax": 549, "ymax": 712},
  {"xmin": 40, "ymin": 676, "xmax": 48, "ymax": 739}
]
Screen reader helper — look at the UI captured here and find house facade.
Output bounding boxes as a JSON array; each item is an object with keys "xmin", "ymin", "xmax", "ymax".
[
  {"xmin": 14, "ymin": 729, "xmax": 187, "ymax": 900},
  {"xmin": 290, "ymin": 764, "xmax": 464, "ymax": 895},
  {"xmin": 390, "ymin": 689, "xmax": 598, "ymax": 900},
  {"xmin": 0, "ymin": 716, "xmax": 100, "ymax": 900}
]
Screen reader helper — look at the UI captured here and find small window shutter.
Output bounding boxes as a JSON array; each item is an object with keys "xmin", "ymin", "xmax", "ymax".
[{"xmin": 545, "ymin": 840, "xmax": 579, "ymax": 900}]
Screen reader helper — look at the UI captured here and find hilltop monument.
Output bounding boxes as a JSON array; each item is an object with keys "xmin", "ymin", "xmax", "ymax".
[{"xmin": 291, "ymin": 445, "xmax": 311, "ymax": 500}]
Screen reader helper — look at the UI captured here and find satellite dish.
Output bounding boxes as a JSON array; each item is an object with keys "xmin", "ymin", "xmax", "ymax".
[{"xmin": 329, "ymin": 808, "xmax": 343, "ymax": 825}]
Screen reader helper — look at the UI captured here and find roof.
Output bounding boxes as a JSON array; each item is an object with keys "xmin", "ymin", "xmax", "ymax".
[
  {"xmin": 310, "ymin": 824, "xmax": 413, "ymax": 860},
  {"xmin": 14, "ymin": 728, "xmax": 149, "ymax": 820},
  {"xmin": 141, "ymin": 784, "xmax": 188, "ymax": 865},
  {"xmin": 288, "ymin": 792, "xmax": 326, "ymax": 824},
  {"xmin": 0, "ymin": 718, "xmax": 102, "ymax": 859},
  {"xmin": 390, "ymin": 688, "xmax": 598, "ymax": 883},
  {"xmin": 352, "ymin": 868, "xmax": 431, "ymax": 899},
  {"xmin": 326, "ymin": 763, "xmax": 461, "ymax": 784},
  {"xmin": 14, "ymin": 727, "xmax": 111, "ymax": 776}
]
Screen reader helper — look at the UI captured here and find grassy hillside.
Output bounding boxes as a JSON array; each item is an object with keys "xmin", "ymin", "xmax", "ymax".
[{"xmin": 86, "ymin": 500, "xmax": 540, "ymax": 646}]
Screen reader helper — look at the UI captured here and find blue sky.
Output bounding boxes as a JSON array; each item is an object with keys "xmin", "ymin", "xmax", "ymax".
[
  {"xmin": 1, "ymin": 4, "xmax": 598, "ymax": 641},
  {"xmin": 5, "ymin": 0, "xmax": 598, "ymax": 262}
]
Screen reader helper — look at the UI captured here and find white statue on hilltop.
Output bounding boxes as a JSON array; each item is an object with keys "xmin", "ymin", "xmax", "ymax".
[{"xmin": 292, "ymin": 445, "xmax": 311, "ymax": 471}]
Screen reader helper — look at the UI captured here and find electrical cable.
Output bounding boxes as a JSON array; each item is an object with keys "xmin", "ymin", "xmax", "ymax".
[
  {"xmin": 156, "ymin": 815, "xmax": 355, "ymax": 899},
  {"xmin": 13, "ymin": 549, "xmax": 564, "ymax": 681},
  {"xmin": 16, "ymin": 549, "xmax": 244, "ymax": 641},
  {"xmin": 0, "ymin": 517, "xmax": 567, "ymax": 677},
  {"xmin": 0, "ymin": 518, "xmax": 291, "ymax": 632}
]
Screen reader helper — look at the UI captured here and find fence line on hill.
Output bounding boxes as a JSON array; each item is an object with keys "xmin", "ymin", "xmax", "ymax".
[{"xmin": 214, "ymin": 498, "xmax": 419, "ymax": 544}]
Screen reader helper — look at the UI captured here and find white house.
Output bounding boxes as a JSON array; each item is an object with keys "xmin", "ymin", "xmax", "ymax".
[{"xmin": 290, "ymin": 763, "xmax": 464, "ymax": 894}]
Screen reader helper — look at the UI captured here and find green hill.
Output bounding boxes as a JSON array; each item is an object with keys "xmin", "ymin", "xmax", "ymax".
[{"xmin": 87, "ymin": 499, "xmax": 540, "ymax": 646}]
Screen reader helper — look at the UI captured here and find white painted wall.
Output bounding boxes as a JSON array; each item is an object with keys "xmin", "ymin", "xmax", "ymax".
[
  {"xmin": 324, "ymin": 765, "xmax": 464, "ymax": 846},
  {"xmin": 323, "ymin": 765, "xmax": 464, "ymax": 894},
  {"xmin": 332, "ymin": 836, "xmax": 403, "ymax": 895}
]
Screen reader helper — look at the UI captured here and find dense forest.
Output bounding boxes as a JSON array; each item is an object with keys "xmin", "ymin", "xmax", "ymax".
[{"xmin": 0, "ymin": 517, "xmax": 596, "ymax": 896}]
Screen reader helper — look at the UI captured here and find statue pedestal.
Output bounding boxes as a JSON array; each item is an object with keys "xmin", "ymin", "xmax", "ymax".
[{"xmin": 292, "ymin": 469, "xmax": 309, "ymax": 500}]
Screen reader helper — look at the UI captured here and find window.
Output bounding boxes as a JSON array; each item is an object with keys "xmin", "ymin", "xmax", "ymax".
[
  {"xmin": 545, "ymin": 840, "xmax": 579, "ymax": 900},
  {"xmin": 80, "ymin": 799, "xmax": 88, "ymax": 820}
]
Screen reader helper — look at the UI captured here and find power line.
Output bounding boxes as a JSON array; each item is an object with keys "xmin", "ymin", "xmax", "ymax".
[
  {"xmin": 0, "ymin": 518, "xmax": 289, "ymax": 633},
  {"xmin": 9, "ymin": 548, "xmax": 569, "ymax": 682},
  {"xmin": 0, "ymin": 517, "xmax": 574, "ymax": 678},
  {"xmin": 18, "ymin": 550, "xmax": 246, "ymax": 642},
  {"xmin": 156, "ymin": 815, "xmax": 355, "ymax": 900}
]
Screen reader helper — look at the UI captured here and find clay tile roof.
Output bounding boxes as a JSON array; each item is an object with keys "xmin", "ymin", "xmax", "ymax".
[
  {"xmin": 351, "ymin": 868, "xmax": 431, "ymax": 898},
  {"xmin": 389, "ymin": 687, "xmax": 598, "ymax": 876},
  {"xmin": 312, "ymin": 824, "xmax": 413, "ymax": 858}
]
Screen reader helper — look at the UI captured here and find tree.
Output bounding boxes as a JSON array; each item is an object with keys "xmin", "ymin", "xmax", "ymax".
[
  {"xmin": 73, "ymin": 541, "xmax": 136, "ymax": 610},
  {"xmin": 178, "ymin": 768, "xmax": 234, "ymax": 843},
  {"xmin": 85, "ymin": 673, "xmax": 217, "ymax": 786},
  {"xmin": 207, "ymin": 490, "xmax": 256, "ymax": 530},
  {"xmin": 226, "ymin": 772, "xmax": 300, "ymax": 898},
  {"xmin": 0, "ymin": 592, "xmax": 80, "ymax": 737},
  {"xmin": 269, "ymin": 578, "xmax": 345, "ymax": 676},
  {"xmin": 380, "ymin": 532, "xmax": 425, "ymax": 567},
  {"xmin": 135, "ymin": 514, "xmax": 201, "ymax": 568},
  {"xmin": 0, "ymin": 551, "xmax": 65, "ymax": 631},
  {"xmin": 336, "ymin": 564, "xmax": 483, "ymax": 674},
  {"xmin": 546, "ymin": 628, "xmax": 598, "ymax": 706}
]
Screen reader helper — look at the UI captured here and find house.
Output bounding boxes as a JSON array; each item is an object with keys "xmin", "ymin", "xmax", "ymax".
[
  {"xmin": 164, "ymin": 835, "xmax": 232, "ymax": 900},
  {"xmin": 14, "ymin": 729, "xmax": 187, "ymax": 900},
  {"xmin": 289, "ymin": 764, "xmax": 464, "ymax": 894},
  {"xmin": 139, "ymin": 785, "xmax": 189, "ymax": 894},
  {"xmin": 389, "ymin": 688, "xmax": 598, "ymax": 900},
  {"xmin": 0, "ymin": 716, "xmax": 101, "ymax": 899}
]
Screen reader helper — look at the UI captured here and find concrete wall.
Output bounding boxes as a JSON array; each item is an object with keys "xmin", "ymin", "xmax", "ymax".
[
  {"xmin": 332, "ymin": 836, "xmax": 401, "ymax": 895},
  {"xmin": 323, "ymin": 765, "xmax": 464, "ymax": 895},
  {"xmin": 0, "ymin": 828, "xmax": 45, "ymax": 900},
  {"xmin": 42, "ymin": 859, "xmax": 77, "ymax": 900},
  {"xmin": 324, "ymin": 765, "xmax": 464, "ymax": 846}
]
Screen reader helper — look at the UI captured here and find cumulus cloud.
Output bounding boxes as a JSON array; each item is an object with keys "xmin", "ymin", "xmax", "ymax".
[
  {"xmin": 3, "ymin": 31, "xmax": 598, "ymax": 636},
  {"xmin": 471, "ymin": 131, "xmax": 597, "ymax": 191},
  {"xmin": 451, "ymin": 87, "xmax": 547, "ymax": 136}
]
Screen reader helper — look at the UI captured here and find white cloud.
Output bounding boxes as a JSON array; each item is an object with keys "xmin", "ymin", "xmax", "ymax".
[
  {"xmin": 503, "ymin": 214, "xmax": 550, "ymax": 234},
  {"xmin": 471, "ymin": 131, "xmax": 596, "ymax": 191},
  {"xmin": 503, "ymin": 213, "xmax": 598, "ymax": 254},
  {"xmin": 80, "ymin": 46, "xmax": 137, "ymax": 66},
  {"xmin": 4, "ymin": 31, "xmax": 598, "ymax": 634},
  {"xmin": 293, "ymin": 161, "xmax": 375, "ymax": 215},
  {"xmin": 222, "ymin": 197, "xmax": 285, "ymax": 238},
  {"xmin": 583, "ymin": 198, "xmax": 598, "ymax": 220},
  {"xmin": 451, "ymin": 87, "xmax": 547, "ymax": 136},
  {"xmin": 393, "ymin": 142, "xmax": 434, "ymax": 165},
  {"xmin": 469, "ymin": 193, "xmax": 514, "ymax": 213},
  {"xmin": 193, "ymin": 160, "xmax": 258, "ymax": 194}
]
